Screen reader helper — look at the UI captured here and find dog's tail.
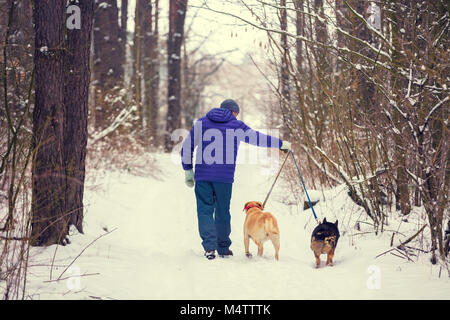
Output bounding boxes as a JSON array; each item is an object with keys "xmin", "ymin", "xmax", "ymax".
[{"xmin": 265, "ymin": 218, "xmax": 279, "ymax": 235}]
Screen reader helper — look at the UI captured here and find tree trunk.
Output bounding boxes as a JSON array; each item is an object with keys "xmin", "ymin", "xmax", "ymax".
[
  {"xmin": 120, "ymin": 0, "xmax": 128, "ymax": 56},
  {"xmin": 389, "ymin": 2, "xmax": 411, "ymax": 216},
  {"xmin": 31, "ymin": 0, "xmax": 67, "ymax": 246},
  {"xmin": 63, "ymin": 0, "xmax": 94, "ymax": 234},
  {"xmin": 149, "ymin": 0, "xmax": 160, "ymax": 147},
  {"xmin": 353, "ymin": 0, "xmax": 377, "ymax": 122},
  {"xmin": 293, "ymin": 0, "xmax": 304, "ymax": 74},
  {"xmin": 133, "ymin": 0, "xmax": 145, "ymax": 140},
  {"xmin": 93, "ymin": 0, "xmax": 123, "ymax": 129},
  {"xmin": 120, "ymin": 0, "xmax": 128, "ymax": 76},
  {"xmin": 142, "ymin": 0, "xmax": 156, "ymax": 148},
  {"xmin": 279, "ymin": 0, "xmax": 290, "ymax": 120},
  {"xmin": 165, "ymin": 0, "xmax": 188, "ymax": 151}
]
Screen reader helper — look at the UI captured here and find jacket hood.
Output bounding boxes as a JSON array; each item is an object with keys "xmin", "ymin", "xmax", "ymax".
[{"xmin": 206, "ymin": 108, "xmax": 235, "ymax": 123}]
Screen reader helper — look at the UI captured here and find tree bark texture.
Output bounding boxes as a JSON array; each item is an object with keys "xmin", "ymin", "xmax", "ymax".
[
  {"xmin": 165, "ymin": 0, "xmax": 187, "ymax": 151},
  {"xmin": 63, "ymin": 0, "xmax": 94, "ymax": 234},
  {"xmin": 93, "ymin": 0, "xmax": 123, "ymax": 129},
  {"xmin": 31, "ymin": 0, "xmax": 67, "ymax": 246}
]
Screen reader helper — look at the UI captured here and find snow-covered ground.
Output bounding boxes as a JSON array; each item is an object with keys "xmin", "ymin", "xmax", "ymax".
[{"xmin": 21, "ymin": 146, "xmax": 449, "ymax": 300}]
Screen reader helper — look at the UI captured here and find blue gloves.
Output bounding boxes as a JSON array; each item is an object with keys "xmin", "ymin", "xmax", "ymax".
[{"xmin": 185, "ymin": 169, "xmax": 195, "ymax": 188}]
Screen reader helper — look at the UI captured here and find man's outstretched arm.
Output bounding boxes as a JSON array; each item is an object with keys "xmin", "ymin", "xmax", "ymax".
[{"xmin": 238, "ymin": 121, "xmax": 291, "ymax": 151}]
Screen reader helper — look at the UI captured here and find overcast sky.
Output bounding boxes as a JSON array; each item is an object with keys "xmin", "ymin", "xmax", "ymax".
[{"xmin": 124, "ymin": 0, "xmax": 270, "ymax": 64}]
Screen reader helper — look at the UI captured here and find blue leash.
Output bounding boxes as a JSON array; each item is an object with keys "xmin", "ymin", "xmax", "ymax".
[{"xmin": 289, "ymin": 150, "xmax": 319, "ymax": 223}]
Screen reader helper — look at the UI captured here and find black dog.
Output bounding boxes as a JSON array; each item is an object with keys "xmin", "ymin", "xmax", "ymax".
[{"xmin": 310, "ymin": 218, "xmax": 340, "ymax": 268}]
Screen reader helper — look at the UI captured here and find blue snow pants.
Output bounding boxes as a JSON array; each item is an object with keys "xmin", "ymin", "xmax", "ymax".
[{"xmin": 194, "ymin": 181, "xmax": 233, "ymax": 254}]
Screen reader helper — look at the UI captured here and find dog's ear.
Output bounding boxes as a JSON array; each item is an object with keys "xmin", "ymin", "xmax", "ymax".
[
  {"xmin": 257, "ymin": 201, "xmax": 264, "ymax": 210},
  {"xmin": 243, "ymin": 202, "xmax": 251, "ymax": 211},
  {"xmin": 323, "ymin": 217, "xmax": 327, "ymax": 224},
  {"xmin": 334, "ymin": 220, "xmax": 338, "ymax": 228}
]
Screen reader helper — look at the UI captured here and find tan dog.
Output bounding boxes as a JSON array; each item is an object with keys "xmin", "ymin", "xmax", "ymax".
[{"xmin": 243, "ymin": 201, "xmax": 280, "ymax": 260}]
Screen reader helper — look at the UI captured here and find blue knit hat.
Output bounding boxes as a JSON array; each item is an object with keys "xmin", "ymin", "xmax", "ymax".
[{"xmin": 220, "ymin": 99, "xmax": 240, "ymax": 114}]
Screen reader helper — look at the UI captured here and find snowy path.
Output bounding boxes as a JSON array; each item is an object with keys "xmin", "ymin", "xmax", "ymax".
[{"xmin": 25, "ymin": 149, "xmax": 449, "ymax": 300}]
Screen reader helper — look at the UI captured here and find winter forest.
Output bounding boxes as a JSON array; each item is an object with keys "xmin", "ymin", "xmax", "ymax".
[{"xmin": 0, "ymin": 0, "xmax": 449, "ymax": 301}]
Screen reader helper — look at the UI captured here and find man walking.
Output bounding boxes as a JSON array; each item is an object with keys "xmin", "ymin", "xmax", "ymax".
[{"xmin": 181, "ymin": 99, "xmax": 291, "ymax": 260}]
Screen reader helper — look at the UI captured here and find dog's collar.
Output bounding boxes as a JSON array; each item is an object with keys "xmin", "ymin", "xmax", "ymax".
[{"xmin": 244, "ymin": 204, "xmax": 263, "ymax": 212}]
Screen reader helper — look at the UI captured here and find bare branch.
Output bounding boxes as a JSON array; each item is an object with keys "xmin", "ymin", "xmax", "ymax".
[{"xmin": 56, "ymin": 228, "xmax": 117, "ymax": 281}]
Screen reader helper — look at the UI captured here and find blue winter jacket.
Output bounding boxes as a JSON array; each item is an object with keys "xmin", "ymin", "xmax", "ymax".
[{"xmin": 181, "ymin": 108, "xmax": 283, "ymax": 183}]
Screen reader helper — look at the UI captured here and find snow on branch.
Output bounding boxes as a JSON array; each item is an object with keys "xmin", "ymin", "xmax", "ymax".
[
  {"xmin": 314, "ymin": 146, "xmax": 351, "ymax": 183},
  {"xmin": 90, "ymin": 105, "xmax": 137, "ymax": 144},
  {"xmin": 432, "ymin": 17, "xmax": 449, "ymax": 47},
  {"xmin": 419, "ymin": 96, "xmax": 449, "ymax": 134},
  {"xmin": 334, "ymin": 26, "xmax": 391, "ymax": 61},
  {"xmin": 313, "ymin": 146, "xmax": 388, "ymax": 186},
  {"xmin": 349, "ymin": 168, "xmax": 389, "ymax": 185},
  {"xmin": 299, "ymin": 145, "xmax": 342, "ymax": 184},
  {"xmin": 343, "ymin": 0, "xmax": 393, "ymax": 51},
  {"xmin": 385, "ymin": 100, "xmax": 419, "ymax": 145},
  {"xmin": 405, "ymin": 168, "xmax": 425, "ymax": 187}
]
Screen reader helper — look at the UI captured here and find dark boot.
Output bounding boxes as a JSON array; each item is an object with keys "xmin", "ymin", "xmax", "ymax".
[
  {"xmin": 204, "ymin": 250, "xmax": 216, "ymax": 260},
  {"xmin": 219, "ymin": 250, "xmax": 233, "ymax": 258}
]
